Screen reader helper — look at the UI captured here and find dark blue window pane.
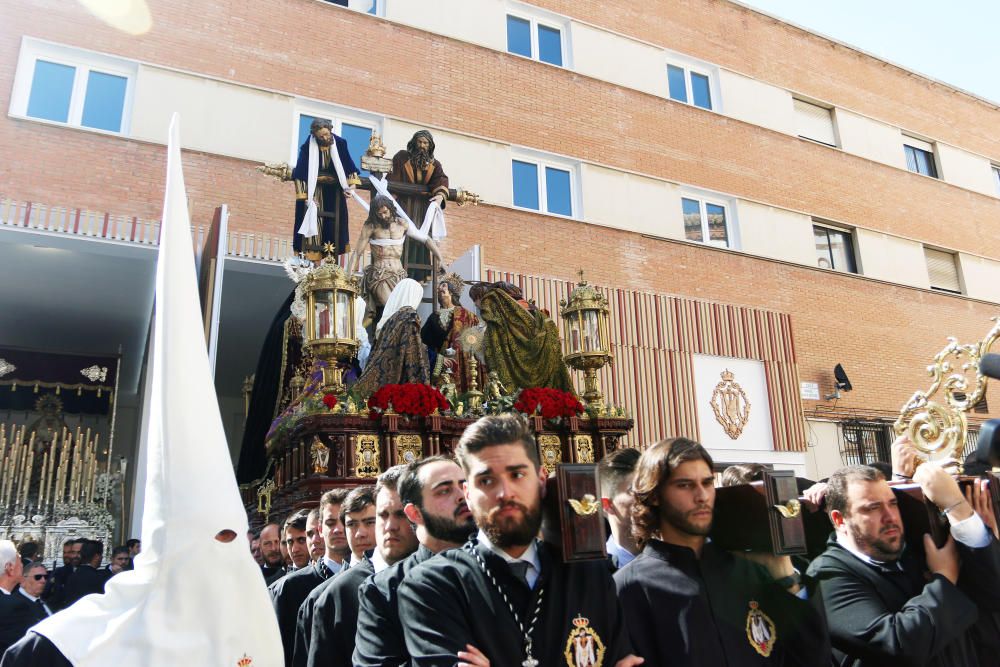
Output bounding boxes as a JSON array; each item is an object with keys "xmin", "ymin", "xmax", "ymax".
[
  {"xmin": 507, "ymin": 16, "xmax": 531, "ymax": 57},
  {"xmin": 545, "ymin": 167, "xmax": 571, "ymax": 215},
  {"xmin": 691, "ymin": 72, "xmax": 712, "ymax": 110},
  {"xmin": 341, "ymin": 123, "xmax": 372, "ymax": 176},
  {"xmin": 667, "ymin": 65, "xmax": 687, "ymax": 103},
  {"xmin": 682, "ymin": 197, "xmax": 702, "ymax": 242},
  {"xmin": 26, "ymin": 60, "xmax": 75, "ymax": 123},
  {"xmin": 512, "ymin": 160, "xmax": 539, "ymax": 210},
  {"xmin": 537, "ymin": 25, "xmax": 562, "ymax": 66},
  {"xmin": 905, "ymin": 145, "xmax": 937, "ymax": 177},
  {"xmin": 81, "ymin": 71, "xmax": 127, "ymax": 132}
]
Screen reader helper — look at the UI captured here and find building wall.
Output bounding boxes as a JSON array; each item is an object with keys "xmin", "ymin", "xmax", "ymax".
[{"xmin": 4, "ymin": 0, "xmax": 1000, "ymax": 478}]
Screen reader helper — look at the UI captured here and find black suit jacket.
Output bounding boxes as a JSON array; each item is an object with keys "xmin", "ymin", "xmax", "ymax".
[
  {"xmin": 61, "ymin": 564, "xmax": 108, "ymax": 608},
  {"xmin": 306, "ymin": 558, "xmax": 374, "ymax": 667},
  {"xmin": 15, "ymin": 592, "xmax": 47, "ymax": 626},
  {"xmin": 0, "ymin": 631, "xmax": 72, "ymax": 667},
  {"xmin": 807, "ymin": 533, "xmax": 1000, "ymax": 667},
  {"xmin": 268, "ymin": 561, "xmax": 334, "ymax": 666},
  {"xmin": 0, "ymin": 589, "xmax": 33, "ymax": 656}
]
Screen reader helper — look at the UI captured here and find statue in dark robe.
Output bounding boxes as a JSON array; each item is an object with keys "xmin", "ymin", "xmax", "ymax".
[
  {"xmin": 291, "ymin": 118, "xmax": 361, "ymax": 257},
  {"xmin": 352, "ymin": 280, "xmax": 430, "ymax": 397},
  {"xmin": 387, "ymin": 130, "xmax": 449, "ymax": 282}
]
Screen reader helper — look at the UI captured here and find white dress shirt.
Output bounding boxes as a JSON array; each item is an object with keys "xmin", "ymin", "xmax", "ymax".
[{"xmin": 477, "ymin": 529, "xmax": 541, "ymax": 589}]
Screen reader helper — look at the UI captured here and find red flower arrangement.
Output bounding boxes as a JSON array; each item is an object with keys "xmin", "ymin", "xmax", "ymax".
[
  {"xmin": 367, "ymin": 383, "xmax": 450, "ymax": 419},
  {"xmin": 322, "ymin": 393, "xmax": 339, "ymax": 410},
  {"xmin": 513, "ymin": 387, "xmax": 584, "ymax": 420}
]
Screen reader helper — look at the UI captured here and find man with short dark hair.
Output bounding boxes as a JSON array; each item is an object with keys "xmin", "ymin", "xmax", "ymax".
[
  {"xmin": 269, "ymin": 505, "xmax": 342, "ymax": 667},
  {"xmin": 104, "ymin": 547, "xmax": 130, "ymax": 577},
  {"xmin": 354, "ymin": 455, "xmax": 476, "ymax": 667},
  {"xmin": 124, "ymin": 538, "xmax": 140, "ymax": 571},
  {"xmin": 306, "ymin": 473, "xmax": 415, "ymax": 667},
  {"xmin": 807, "ymin": 462, "xmax": 1000, "ymax": 666},
  {"xmin": 305, "ymin": 508, "xmax": 325, "ymax": 563},
  {"xmin": 398, "ymin": 414, "xmax": 640, "ymax": 667},
  {"xmin": 289, "ymin": 488, "xmax": 351, "ymax": 667},
  {"xmin": 43, "ymin": 539, "xmax": 82, "ymax": 610},
  {"xmin": 62, "ymin": 540, "xmax": 107, "ymax": 608},
  {"xmin": 598, "ymin": 447, "xmax": 642, "ymax": 569},
  {"xmin": 615, "ymin": 437, "xmax": 828, "ymax": 666},
  {"xmin": 259, "ymin": 522, "xmax": 285, "ymax": 584}
]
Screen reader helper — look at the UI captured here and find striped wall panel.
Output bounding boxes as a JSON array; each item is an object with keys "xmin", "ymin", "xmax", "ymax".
[{"xmin": 485, "ymin": 269, "xmax": 807, "ymax": 452}]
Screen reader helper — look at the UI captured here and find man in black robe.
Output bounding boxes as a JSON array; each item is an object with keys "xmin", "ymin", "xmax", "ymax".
[
  {"xmin": 353, "ymin": 455, "xmax": 476, "ymax": 667},
  {"xmin": 388, "ymin": 130, "xmax": 449, "ymax": 282},
  {"xmin": 291, "ymin": 118, "xmax": 360, "ymax": 256},
  {"xmin": 259, "ymin": 523, "xmax": 287, "ymax": 585},
  {"xmin": 306, "ymin": 469, "xmax": 416, "ymax": 667},
  {"xmin": 398, "ymin": 414, "xmax": 641, "ymax": 667},
  {"xmin": 614, "ymin": 437, "xmax": 829, "ymax": 666},
  {"xmin": 42, "ymin": 540, "xmax": 81, "ymax": 612},
  {"xmin": 806, "ymin": 462, "xmax": 1000, "ymax": 667},
  {"xmin": 61, "ymin": 541, "xmax": 108, "ymax": 608},
  {"xmin": 270, "ymin": 508, "xmax": 340, "ymax": 667}
]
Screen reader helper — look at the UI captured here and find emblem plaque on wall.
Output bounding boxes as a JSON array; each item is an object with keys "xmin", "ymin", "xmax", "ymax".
[{"xmin": 710, "ymin": 369, "xmax": 751, "ymax": 439}]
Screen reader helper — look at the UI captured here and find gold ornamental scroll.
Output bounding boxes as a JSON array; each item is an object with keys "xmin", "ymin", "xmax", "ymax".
[{"xmin": 894, "ymin": 317, "xmax": 1000, "ymax": 468}]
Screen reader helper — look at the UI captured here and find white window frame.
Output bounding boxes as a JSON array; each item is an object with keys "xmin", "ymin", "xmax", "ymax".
[
  {"xmin": 812, "ymin": 221, "xmax": 859, "ymax": 274},
  {"xmin": 9, "ymin": 37, "xmax": 138, "ymax": 136},
  {"xmin": 992, "ymin": 164, "xmax": 1000, "ymax": 196},
  {"xmin": 664, "ymin": 53, "xmax": 720, "ymax": 112},
  {"xmin": 679, "ymin": 190, "xmax": 739, "ymax": 250},
  {"xmin": 505, "ymin": 3, "xmax": 571, "ymax": 68},
  {"xmin": 340, "ymin": 0, "xmax": 384, "ymax": 16},
  {"xmin": 924, "ymin": 245, "xmax": 963, "ymax": 294},
  {"xmin": 793, "ymin": 97, "xmax": 839, "ymax": 148},
  {"xmin": 510, "ymin": 149, "xmax": 579, "ymax": 219},
  {"xmin": 289, "ymin": 101, "xmax": 383, "ymax": 166},
  {"xmin": 902, "ymin": 134, "xmax": 940, "ymax": 179}
]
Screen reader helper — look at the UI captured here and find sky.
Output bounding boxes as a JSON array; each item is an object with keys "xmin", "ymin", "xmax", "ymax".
[{"xmin": 735, "ymin": 0, "xmax": 1000, "ymax": 105}]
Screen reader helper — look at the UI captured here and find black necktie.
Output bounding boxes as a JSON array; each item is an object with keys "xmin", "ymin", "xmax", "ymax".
[
  {"xmin": 508, "ymin": 561, "xmax": 531, "ymax": 588},
  {"xmin": 35, "ymin": 599, "xmax": 48, "ymax": 616}
]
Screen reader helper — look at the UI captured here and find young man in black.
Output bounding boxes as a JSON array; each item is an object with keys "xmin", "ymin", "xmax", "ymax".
[
  {"xmin": 398, "ymin": 414, "xmax": 641, "ymax": 667},
  {"xmin": 353, "ymin": 455, "xmax": 476, "ymax": 667},
  {"xmin": 614, "ymin": 437, "xmax": 829, "ymax": 666}
]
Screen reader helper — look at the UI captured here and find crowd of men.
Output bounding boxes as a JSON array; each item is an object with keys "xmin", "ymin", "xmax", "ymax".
[
  {"xmin": 4, "ymin": 412, "xmax": 1000, "ymax": 665},
  {"xmin": 0, "ymin": 538, "xmax": 140, "ymax": 654},
  {"xmin": 245, "ymin": 414, "xmax": 1000, "ymax": 667}
]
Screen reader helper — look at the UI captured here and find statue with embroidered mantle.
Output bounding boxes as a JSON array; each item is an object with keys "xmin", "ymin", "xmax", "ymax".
[{"xmin": 421, "ymin": 272, "xmax": 485, "ymax": 393}]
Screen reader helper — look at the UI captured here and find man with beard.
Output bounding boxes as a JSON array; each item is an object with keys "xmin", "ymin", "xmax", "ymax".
[
  {"xmin": 260, "ymin": 523, "xmax": 286, "ymax": 585},
  {"xmin": 807, "ymin": 463, "xmax": 1000, "ymax": 667},
  {"xmin": 398, "ymin": 414, "xmax": 641, "ymax": 667},
  {"xmin": 305, "ymin": 470, "xmax": 416, "ymax": 667},
  {"xmin": 270, "ymin": 494, "xmax": 347, "ymax": 667},
  {"xmin": 42, "ymin": 539, "xmax": 81, "ymax": 611},
  {"xmin": 349, "ymin": 194, "xmax": 444, "ymax": 327},
  {"xmin": 353, "ymin": 455, "xmax": 476, "ymax": 667},
  {"xmin": 388, "ymin": 129, "xmax": 449, "ymax": 283},
  {"xmin": 291, "ymin": 118, "xmax": 361, "ymax": 257},
  {"xmin": 614, "ymin": 437, "xmax": 829, "ymax": 666}
]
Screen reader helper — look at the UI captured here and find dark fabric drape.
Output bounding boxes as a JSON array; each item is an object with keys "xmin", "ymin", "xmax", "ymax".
[{"xmin": 353, "ymin": 308, "xmax": 430, "ymax": 397}]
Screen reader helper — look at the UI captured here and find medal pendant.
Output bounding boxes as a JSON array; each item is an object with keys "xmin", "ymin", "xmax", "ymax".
[{"xmin": 522, "ymin": 657, "xmax": 539, "ymax": 667}]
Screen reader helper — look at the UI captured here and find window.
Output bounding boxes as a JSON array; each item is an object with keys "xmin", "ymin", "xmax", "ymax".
[
  {"xmin": 992, "ymin": 165, "xmax": 1000, "ymax": 196},
  {"xmin": 813, "ymin": 224, "xmax": 857, "ymax": 273},
  {"xmin": 904, "ymin": 137, "xmax": 938, "ymax": 178},
  {"xmin": 924, "ymin": 247, "xmax": 962, "ymax": 294},
  {"xmin": 292, "ymin": 108, "xmax": 380, "ymax": 176},
  {"xmin": 681, "ymin": 196, "xmax": 732, "ymax": 248},
  {"xmin": 11, "ymin": 39, "xmax": 136, "ymax": 134},
  {"xmin": 666, "ymin": 63, "xmax": 713, "ymax": 110},
  {"xmin": 511, "ymin": 156, "xmax": 575, "ymax": 217},
  {"xmin": 794, "ymin": 99, "xmax": 837, "ymax": 147},
  {"xmin": 506, "ymin": 13, "xmax": 564, "ymax": 66},
  {"xmin": 323, "ymin": 0, "xmax": 382, "ymax": 14}
]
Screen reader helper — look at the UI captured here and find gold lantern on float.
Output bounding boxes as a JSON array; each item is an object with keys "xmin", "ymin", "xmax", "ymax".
[
  {"xmin": 894, "ymin": 317, "xmax": 1000, "ymax": 470},
  {"xmin": 299, "ymin": 254, "xmax": 360, "ymax": 394},
  {"xmin": 560, "ymin": 270, "xmax": 613, "ymax": 414}
]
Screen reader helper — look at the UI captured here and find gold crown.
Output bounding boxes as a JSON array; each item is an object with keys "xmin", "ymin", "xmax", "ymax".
[
  {"xmin": 572, "ymin": 614, "xmax": 590, "ymax": 628},
  {"xmin": 721, "ymin": 369, "xmax": 735, "ymax": 382},
  {"xmin": 237, "ymin": 655, "xmax": 253, "ymax": 667}
]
